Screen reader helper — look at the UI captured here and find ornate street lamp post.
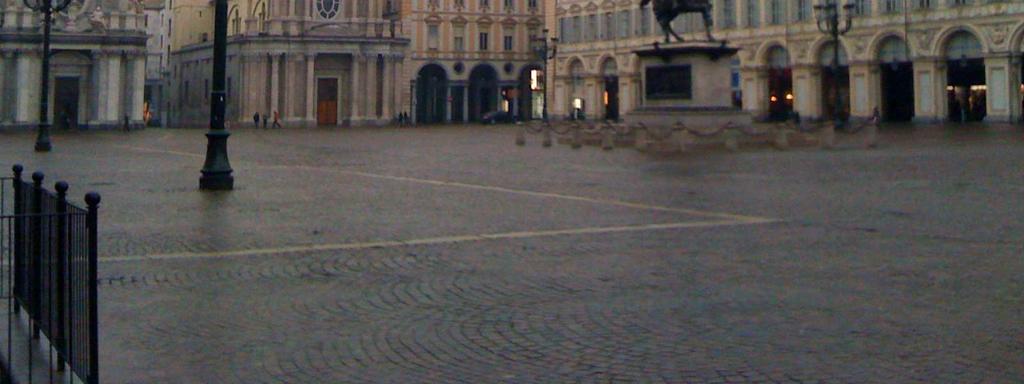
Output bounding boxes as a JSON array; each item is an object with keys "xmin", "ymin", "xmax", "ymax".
[
  {"xmin": 199, "ymin": 0, "xmax": 234, "ymax": 190},
  {"xmin": 530, "ymin": 29, "xmax": 558, "ymax": 122},
  {"xmin": 23, "ymin": 0, "xmax": 73, "ymax": 152},
  {"xmin": 814, "ymin": 0, "xmax": 854, "ymax": 129}
]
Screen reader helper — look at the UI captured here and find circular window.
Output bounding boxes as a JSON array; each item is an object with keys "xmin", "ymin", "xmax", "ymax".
[
  {"xmin": 504, "ymin": 63, "xmax": 514, "ymax": 74},
  {"xmin": 317, "ymin": 0, "xmax": 340, "ymax": 19},
  {"xmin": 453, "ymin": 62, "xmax": 465, "ymax": 74}
]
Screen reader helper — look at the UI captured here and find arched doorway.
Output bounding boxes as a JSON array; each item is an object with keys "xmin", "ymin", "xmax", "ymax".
[
  {"xmin": 819, "ymin": 41, "xmax": 850, "ymax": 122},
  {"xmin": 766, "ymin": 46, "xmax": 792, "ymax": 121},
  {"xmin": 468, "ymin": 64, "xmax": 498, "ymax": 122},
  {"xmin": 518, "ymin": 64, "xmax": 543, "ymax": 121},
  {"xmin": 944, "ymin": 31, "xmax": 985, "ymax": 122},
  {"xmin": 601, "ymin": 59, "xmax": 619, "ymax": 120},
  {"xmin": 415, "ymin": 64, "xmax": 448, "ymax": 124},
  {"xmin": 568, "ymin": 60, "xmax": 586, "ymax": 120},
  {"xmin": 878, "ymin": 37, "xmax": 914, "ymax": 122}
]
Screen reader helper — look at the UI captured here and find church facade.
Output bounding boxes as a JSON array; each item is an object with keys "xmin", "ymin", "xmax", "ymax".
[
  {"xmin": 0, "ymin": 0, "xmax": 149, "ymax": 130},
  {"xmin": 168, "ymin": 0, "xmax": 410, "ymax": 128}
]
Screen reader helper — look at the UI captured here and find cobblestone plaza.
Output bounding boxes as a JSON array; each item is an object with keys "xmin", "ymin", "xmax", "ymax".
[{"xmin": 0, "ymin": 125, "xmax": 1021, "ymax": 382}]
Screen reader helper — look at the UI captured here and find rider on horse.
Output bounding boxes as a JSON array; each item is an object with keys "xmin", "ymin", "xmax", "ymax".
[{"xmin": 640, "ymin": 0, "xmax": 715, "ymax": 43}]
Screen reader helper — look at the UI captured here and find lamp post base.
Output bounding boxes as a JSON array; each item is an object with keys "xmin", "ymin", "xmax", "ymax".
[
  {"xmin": 34, "ymin": 125, "xmax": 52, "ymax": 152},
  {"xmin": 199, "ymin": 130, "xmax": 234, "ymax": 190}
]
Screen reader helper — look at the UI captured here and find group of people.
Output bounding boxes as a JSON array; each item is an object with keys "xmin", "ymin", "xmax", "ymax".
[{"xmin": 252, "ymin": 111, "xmax": 283, "ymax": 129}]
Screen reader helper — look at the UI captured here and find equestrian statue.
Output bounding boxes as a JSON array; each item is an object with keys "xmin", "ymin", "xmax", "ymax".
[{"xmin": 640, "ymin": 0, "xmax": 716, "ymax": 43}]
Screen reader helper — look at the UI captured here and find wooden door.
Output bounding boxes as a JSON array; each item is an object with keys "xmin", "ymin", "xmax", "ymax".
[{"xmin": 317, "ymin": 78, "xmax": 338, "ymax": 125}]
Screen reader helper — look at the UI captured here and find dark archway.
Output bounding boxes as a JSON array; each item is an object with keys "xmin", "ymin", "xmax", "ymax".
[
  {"xmin": 518, "ymin": 64, "xmax": 543, "ymax": 121},
  {"xmin": 468, "ymin": 64, "xmax": 499, "ymax": 122},
  {"xmin": 878, "ymin": 37, "xmax": 914, "ymax": 122},
  {"xmin": 416, "ymin": 64, "xmax": 449, "ymax": 124},
  {"xmin": 944, "ymin": 31, "xmax": 986, "ymax": 123},
  {"xmin": 601, "ymin": 59, "xmax": 619, "ymax": 120},
  {"xmin": 766, "ymin": 46, "xmax": 793, "ymax": 122}
]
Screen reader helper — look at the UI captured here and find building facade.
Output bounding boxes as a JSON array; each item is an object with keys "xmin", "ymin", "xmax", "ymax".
[
  {"xmin": 551, "ymin": 0, "xmax": 1024, "ymax": 124},
  {"xmin": 169, "ymin": 0, "xmax": 409, "ymax": 127},
  {"xmin": 0, "ymin": 0, "xmax": 149, "ymax": 130},
  {"xmin": 144, "ymin": 0, "xmax": 172, "ymax": 126},
  {"xmin": 407, "ymin": 0, "xmax": 547, "ymax": 123}
]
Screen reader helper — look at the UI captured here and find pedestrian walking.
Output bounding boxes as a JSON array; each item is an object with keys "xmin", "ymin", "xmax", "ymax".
[
  {"xmin": 253, "ymin": 112, "xmax": 260, "ymax": 128},
  {"xmin": 262, "ymin": 113, "xmax": 269, "ymax": 129},
  {"xmin": 272, "ymin": 110, "xmax": 282, "ymax": 129}
]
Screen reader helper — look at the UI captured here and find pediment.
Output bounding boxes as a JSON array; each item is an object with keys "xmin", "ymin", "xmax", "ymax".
[{"xmin": 584, "ymin": 2, "xmax": 599, "ymax": 11}]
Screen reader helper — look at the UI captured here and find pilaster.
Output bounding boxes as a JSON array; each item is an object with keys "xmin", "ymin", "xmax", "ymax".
[
  {"xmin": 912, "ymin": 58, "xmax": 944, "ymax": 123},
  {"xmin": 15, "ymin": 51, "xmax": 41, "ymax": 124},
  {"xmin": 983, "ymin": 54, "xmax": 1016, "ymax": 123},
  {"xmin": 305, "ymin": 53, "xmax": 316, "ymax": 124},
  {"xmin": 848, "ymin": 61, "xmax": 876, "ymax": 119}
]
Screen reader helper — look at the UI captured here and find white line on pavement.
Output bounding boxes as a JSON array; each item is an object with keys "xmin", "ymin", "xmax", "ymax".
[{"xmin": 104, "ymin": 218, "xmax": 777, "ymax": 262}]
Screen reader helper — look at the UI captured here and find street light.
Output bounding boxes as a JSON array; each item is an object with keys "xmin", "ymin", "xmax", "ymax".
[
  {"xmin": 814, "ymin": 0, "xmax": 854, "ymax": 129},
  {"xmin": 530, "ymin": 29, "xmax": 557, "ymax": 122},
  {"xmin": 22, "ymin": 0, "xmax": 73, "ymax": 152},
  {"xmin": 199, "ymin": 0, "xmax": 234, "ymax": 190}
]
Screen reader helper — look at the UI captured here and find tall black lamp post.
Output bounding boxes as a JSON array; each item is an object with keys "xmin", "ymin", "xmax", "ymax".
[
  {"xmin": 814, "ymin": 0, "xmax": 854, "ymax": 129},
  {"xmin": 199, "ymin": 0, "xmax": 234, "ymax": 190},
  {"xmin": 530, "ymin": 29, "xmax": 557, "ymax": 122},
  {"xmin": 23, "ymin": 0, "xmax": 73, "ymax": 152}
]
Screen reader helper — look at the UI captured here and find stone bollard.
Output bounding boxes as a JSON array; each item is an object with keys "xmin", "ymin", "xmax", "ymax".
[
  {"xmin": 774, "ymin": 128, "xmax": 790, "ymax": 150},
  {"xmin": 601, "ymin": 127, "xmax": 614, "ymax": 150},
  {"xmin": 864, "ymin": 122, "xmax": 879, "ymax": 149},
  {"xmin": 821, "ymin": 122, "xmax": 836, "ymax": 149},
  {"xmin": 723, "ymin": 129, "xmax": 739, "ymax": 151},
  {"xmin": 515, "ymin": 126, "xmax": 526, "ymax": 146},
  {"xmin": 634, "ymin": 128, "xmax": 649, "ymax": 151},
  {"xmin": 571, "ymin": 124, "xmax": 582, "ymax": 149},
  {"xmin": 542, "ymin": 124, "xmax": 553, "ymax": 147}
]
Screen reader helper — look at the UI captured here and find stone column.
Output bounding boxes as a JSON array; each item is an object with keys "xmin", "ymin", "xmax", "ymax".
[
  {"xmin": 130, "ymin": 54, "xmax": 146, "ymax": 122},
  {"xmin": 740, "ymin": 66, "xmax": 768, "ymax": 120},
  {"xmin": 105, "ymin": 54, "xmax": 123, "ymax": 122},
  {"xmin": 911, "ymin": 58, "xmax": 943, "ymax": 123},
  {"xmin": 0, "ymin": 52, "xmax": 8, "ymax": 123},
  {"xmin": 848, "ymin": 61, "xmax": 875, "ymax": 119},
  {"xmin": 983, "ymin": 54, "xmax": 1015, "ymax": 123},
  {"xmin": 270, "ymin": 53, "xmax": 280, "ymax": 117},
  {"xmin": 366, "ymin": 55, "xmax": 379, "ymax": 123},
  {"xmin": 92, "ymin": 51, "xmax": 108, "ymax": 125},
  {"xmin": 306, "ymin": 53, "xmax": 316, "ymax": 125},
  {"xmin": 792, "ymin": 65, "xmax": 823, "ymax": 120},
  {"xmin": 350, "ymin": 53, "xmax": 363, "ymax": 123},
  {"xmin": 382, "ymin": 55, "xmax": 394, "ymax": 121},
  {"xmin": 15, "ymin": 51, "xmax": 40, "ymax": 124}
]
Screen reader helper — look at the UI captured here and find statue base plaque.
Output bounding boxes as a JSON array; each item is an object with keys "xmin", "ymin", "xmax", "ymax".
[{"xmin": 624, "ymin": 42, "xmax": 751, "ymax": 128}]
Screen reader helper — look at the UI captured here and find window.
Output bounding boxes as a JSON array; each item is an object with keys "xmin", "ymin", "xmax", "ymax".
[
  {"xmin": 589, "ymin": 14, "xmax": 598, "ymax": 40},
  {"xmin": 794, "ymin": 0, "xmax": 810, "ymax": 21},
  {"xmin": 915, "ymin": 0, "xmax": 931, "ymax": 8},
  {"xmin": 618, "ymin": 10, "xmax": 629, "ymax": 38},
  {"xmin": 479, "ymin": 32, "xmax": 489, "ymax": 50},
  {"xmin": 454, "ymin": 25, "xmax": 466, "ymax": 51},
  {"xmin": 634, "ymin": 6, "xmax": 651, "ymax": 33},
  {"xmin": 504, "ymin": 0, "xmax": 513, "ymax": 11},
  {"xmin": 853, "ymin": 0, "xmax": 871, "ymax": 15},
  {"xmin": 316, "ymin": 0, "xmax": 340, "ymax": 19},
  {"xmin": 572, "ymin": 16, "xmax": 581, "ymax": 42},
  {"xmin": 501, "ymin": 28, "xmax": 512, "ymax": 50},
  {"xmin": 427, "ymin": 24, "xmax": 439, "ymax": 49},
  {"xmin": 745, "ymin": 0, "xmax": 759, "ymax": 28},
  {"xmin": 720, "ymin": 0, "xmax": 735, "ymax": 28},
  {"xmin": 528, "ymin": 0, "xmax": 537, "ymax": 9},
  {"xmin": 768, "ymin": 0, "xmax": 784, "ymax": 25},
  {"xmin": 604, "ymin": 12, "xmax": 613, "ymax": 40},
  {"xmin": 480, "ymin": 0, "xmax": 489, "ymax": 9},
  {"xmin": 949, "ymin": 0, "xmax": 970, "ymax": 5},
  {"xmin": 559, "ymin": 17, "xmax": 568, "ymax": 42},
  {"xmin": 883, "ymin": 0, "xmax": 903, "ymax": 12},
  {"xmin": 455, "ymin": 0, "xmax": 464, "ymax": 6}
]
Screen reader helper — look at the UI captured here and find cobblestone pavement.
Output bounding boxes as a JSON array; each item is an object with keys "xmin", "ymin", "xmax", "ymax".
[{"xmin": 1, "ymin": 124, "xmax": 1022, "ymax": 383}]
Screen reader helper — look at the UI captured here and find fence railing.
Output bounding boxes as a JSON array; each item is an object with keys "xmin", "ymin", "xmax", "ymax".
[{"xmin": 1, "ymin": 164, "xmax": 99, "ymax": 384}]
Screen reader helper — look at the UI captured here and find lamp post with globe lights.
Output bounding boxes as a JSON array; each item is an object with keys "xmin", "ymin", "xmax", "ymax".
[
  {"xmin": 199, "ymin": 0, "xmax": 234, "ymax": 190},
  {"xmin": 814, "ymin": 0, "xmax": 854, "ymax": 129},
  {"xmin": 530, "ymin": 29, "xmax": 558, "ymax": 122}
]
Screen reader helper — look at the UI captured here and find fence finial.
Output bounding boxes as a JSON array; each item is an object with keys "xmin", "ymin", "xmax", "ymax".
[
  {"xmin": 32, "ymin": 171, "xmax": 44, "ymax": 184},
  {"xmin": 55, "ymin": 181, "xmax": 69, "ymax": 195},
  {"xmin": 12, "ymin": 164, "xmax": 23, "ymax": 177},
  {"xmin": 85, "ymin": 192, "xmax": 102, "ymax": 207}
]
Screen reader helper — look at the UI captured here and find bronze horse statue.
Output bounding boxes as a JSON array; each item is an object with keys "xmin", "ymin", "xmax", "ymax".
[{"xmin": 640, "ymin": 0, "xmax": 715, "ymax": 43}]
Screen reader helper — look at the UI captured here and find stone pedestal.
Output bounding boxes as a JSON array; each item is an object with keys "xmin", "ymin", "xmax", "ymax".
[{"xmin": 624, "ymin": 42, "xmax": 751, "ymax": 128}]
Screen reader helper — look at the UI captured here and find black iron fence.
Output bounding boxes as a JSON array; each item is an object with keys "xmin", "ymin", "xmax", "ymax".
[{"xmin": 1, "ymin": 164, "xmax": 99, "ymax": 384}]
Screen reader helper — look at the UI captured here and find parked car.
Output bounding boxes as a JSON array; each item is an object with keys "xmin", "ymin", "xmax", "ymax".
[{"xmin": 481, "ymin": 110, "xmax": 514, "ymax": 124}]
